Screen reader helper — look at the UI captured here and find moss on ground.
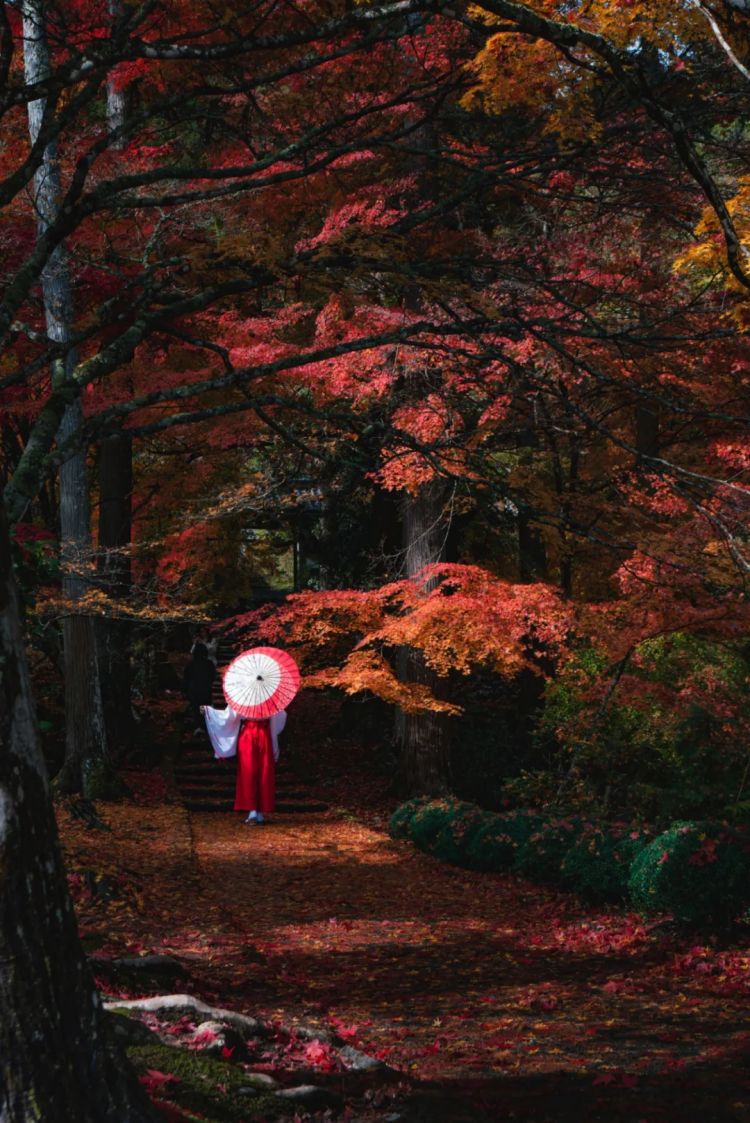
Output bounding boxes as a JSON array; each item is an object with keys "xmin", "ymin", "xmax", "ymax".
[{"xmin": 128, "ymin": 1044, "xmax": 294, "ymax": 1122}]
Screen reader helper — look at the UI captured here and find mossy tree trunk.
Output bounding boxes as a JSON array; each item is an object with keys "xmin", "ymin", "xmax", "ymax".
[{"xmin": 0, "ymin": 503, "xmax": 158, "ymax": 1122}]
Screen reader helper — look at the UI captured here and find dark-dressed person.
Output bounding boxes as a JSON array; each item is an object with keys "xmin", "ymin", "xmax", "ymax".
[{"xmin": 182, "ymin": 642, "xmax": 216, "ymax": 735}]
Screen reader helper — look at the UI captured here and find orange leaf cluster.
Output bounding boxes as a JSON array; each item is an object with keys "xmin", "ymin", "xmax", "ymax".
[{"xmin": 226, "ymin": 564, "xmax": 572, "ymax": 713}]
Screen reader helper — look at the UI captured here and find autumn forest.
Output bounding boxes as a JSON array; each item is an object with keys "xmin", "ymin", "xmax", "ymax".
[{"xmin": 3, "ymin": 1, "xmax": 750, "ymax": 1121}]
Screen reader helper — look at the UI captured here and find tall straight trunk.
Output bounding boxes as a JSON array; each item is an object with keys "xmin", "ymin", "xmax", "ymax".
[
  {"xmin": 635, "ymin": 401, "xmax": 659, "ymax": 461},
  {"xmin": 22, "ymin": 0, "xmax": 117, "ymax": 796},
  {"xmin": 97, "ymin": 436, "xmax": 134, "ymax": 750},
  {"xmin": 515, "ymin": 422, "xmax": 548, "ymax": 583},
  {"xmin": 0, "ymin": 504, "xmax": 157, "ymax": 1122},
  {"xmin": 97, "ymin": 0, "xmax": 134, "ymax": 751},
  {"xmin": 395, "ymin": 479, "xmax": 452, "ymax": 795},
  {"xmin": 390, "ymin": 106, "xmax": 452, "ymax": 793},
  {"xmin": 518, "ymin": 501, "xmax": 548, "ymax": 583},
  {"xmin": 106, "ymin": 0, "xmax": 128, "ymax": 141}
]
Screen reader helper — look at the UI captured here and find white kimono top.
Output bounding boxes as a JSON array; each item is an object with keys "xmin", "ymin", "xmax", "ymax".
[{"xmin": 204, "ymin": 706, "xmax": 286, "ymax": 761}]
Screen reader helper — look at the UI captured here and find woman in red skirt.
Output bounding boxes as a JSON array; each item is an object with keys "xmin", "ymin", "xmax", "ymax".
[
  {"xmin": 235, "ymin": 718, "xmax": 274, "ymax": 822},
  {"xmin": 202, "ymin": 707, "xmax": 287, "ymax": 824}
]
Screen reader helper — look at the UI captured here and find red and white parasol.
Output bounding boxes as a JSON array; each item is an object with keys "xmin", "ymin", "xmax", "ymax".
[{"xmin": 222, "ymin": 646, "xmax": 300, "ymax": 719}]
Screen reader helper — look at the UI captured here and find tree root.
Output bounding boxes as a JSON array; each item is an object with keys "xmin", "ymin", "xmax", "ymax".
[
  {"xmin": 104, "ymin": 993, "xmax": 267, "ymax": 1037},
  {"xmin": 61, "ymin": 796, "xmax": 112, "ymax": 831}
]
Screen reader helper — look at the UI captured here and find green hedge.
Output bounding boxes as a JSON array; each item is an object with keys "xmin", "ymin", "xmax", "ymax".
[
  {"xmin": 515, "ymin": 817, "xmax": 586, "ymax": 883},
  {"xmin": 628, "ymin": 821, "xmax": 750, "ymax": 927},
  {"xmin": 388, "ymin": 797, "xmax": 432, "ymax": 840},
  {"xmin": 430, "ymin": 807, "xmax": 494, "ymax": 865},
  {"xmin": 463, "ymin": 809, "xmax": 545, "ymax": 872},
  {"xmin": 561, "ymin": 825, "xmax": 651, "ymax": 903},
  {"xmin": 403, "ymin": 797, "xmax": 477, "ymax": 850},
  {"xmin": 389, "ymin": 799, "xmax": 750, "ymax": 930}
]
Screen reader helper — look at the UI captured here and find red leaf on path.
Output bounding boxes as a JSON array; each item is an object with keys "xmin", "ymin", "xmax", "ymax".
[
  {"xmin": 331, "ymin": 1018, "xmax": 359, "ymax": 1040},
  {"xmin": 593, "ymin": 1071, "xmax": 638, "ymax": 1089},
  {"xmin": 328, "ymin": 917, "xmax": 354, "ymax": 930},
  {"xmin": 154, "ymin": 1103, "xmax": 193, "ymax": 1123},
  {"xmin": 139, "ymin": 1069, "xmax": 179, "ymax": 1094},
  {"xmin": 601, "ymin": 977, "xmax": 638, "ymax": 996},
  {"xmin": 221, "ymin": 1045, "xmax": 235, "ymax": 1059},
  {"xmin": 304, "ymin": 1039, "xmax": 337, "ymax": 1071},
  {"xmin": 661, "ymin": 1057, "xmax": 687, "ymax": 1072},
  {"xmin": 525, "ymin": 988, "xmax": 559, "ymax": 1011},
  {"xmin": 162, "ymin": 1016, "xmax": 195, "ymax": 1036},
  {"xmin": 487, "ymin": 1037, "xmax": 516, "ymax": 1050},
  {"xmin": 192, "ymin": 1028, "xmax": 219, "ymax": 1046}
]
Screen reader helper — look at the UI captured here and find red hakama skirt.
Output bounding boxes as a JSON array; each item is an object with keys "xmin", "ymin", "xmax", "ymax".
[{"xmin": 234, "ymin": 720, "xmax": 275, "ymax": 812}]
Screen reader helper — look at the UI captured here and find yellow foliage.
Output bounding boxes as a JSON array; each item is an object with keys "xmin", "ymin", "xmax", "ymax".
[
  {"xmin": 463, "ymin": 1, "xmax": 707, "ymax": 141},
  {"xmin": 576, "ymin": 0, "xmax": 701, "ymax": 50},
  {"xmin": 673, "ymin": 181, "xmax": 750, "ymax": 320},
  {"xmin": 31, "ymin": 588, "xmax": 208, "ymax": 623},
  {"xmin": 462, "ymin": 31, "xmax": 595, "ymax": 143}
]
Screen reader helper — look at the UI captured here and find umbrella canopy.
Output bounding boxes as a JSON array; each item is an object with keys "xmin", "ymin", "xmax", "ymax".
[{"xmin": 222, "ymin": 646, "xmax": 300, "ymax": 719}]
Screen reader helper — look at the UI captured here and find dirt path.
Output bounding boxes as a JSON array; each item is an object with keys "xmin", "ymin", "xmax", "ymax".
[
  {"xmin": 188, "ymin": 809, "xmax": 750, "ymax": 1122},
  {"xmin": 61, "ymin": 790, "xmax": 750, "ymax": 1121}
]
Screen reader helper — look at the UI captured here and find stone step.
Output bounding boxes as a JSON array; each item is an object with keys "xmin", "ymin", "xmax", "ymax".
[
  {"xmin": 176, "ymin": 763, "xmax": 234, "ymax": 773},
  {"xmin": 176, "ymin": 760, "xmax": 294, "ymax": 772},
  {"xmin": 179, "ymin": 787, "xmax": 308, "ymax": 800},
  {"xmin": 176, "ymin": 769, "xmax": 296, "ymax": 784},
  {"xmin": 176, "ymin": 771, "xmax": 298, "ymax": 783},
  {"xmin": 183, "ymin": 799, "xmax": 328, "ymax": 813},
  {"xmin": 177, "ymin": 774, "xmax": 301, "ymax": 785}
]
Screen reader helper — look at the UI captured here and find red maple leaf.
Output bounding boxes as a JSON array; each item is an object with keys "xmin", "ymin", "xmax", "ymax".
[
  {"xmin": 139, "ymin": 1069, "xmax": 180, "ymax": 1095},
  {"xmin": 304, "ymin": 1039, "xmax": 337, "ymax": 1071}
]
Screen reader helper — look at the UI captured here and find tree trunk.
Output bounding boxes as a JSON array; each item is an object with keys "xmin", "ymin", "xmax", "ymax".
[
  {"xmin": 395, "ymin": 479, "xmax": 452, "ymax": 795},
  {"xmin": 0, "ymin": 504, "xmax": 158, "ymax": 1122},
  {"xmin": 97, "ymin": 435, "xmax": 134, "ymax": 752},
  {"xmin": 95, "ymin": 0, "xmax": 135, "ymax": 754},
  {"xmin": 518, "ymin": 503, "xmax": 548, "ymax": 582},
  {"xmin": 22, "ymin": 0, "xmax": 118, "ymax": 797},
  {"xmin": 106, "ymin": 0, "xmax": 128, "ymax": 148},
  {"xmin": 635, "ymin": 401, "xmax": 659, "ymax": 461},
  {"xmin": 56, "ymin": 403, "xmax": 120, "ymax": 796},
  {"xmin": 514, "ymin": 422, "xmax": 548, "ymax": 582}
]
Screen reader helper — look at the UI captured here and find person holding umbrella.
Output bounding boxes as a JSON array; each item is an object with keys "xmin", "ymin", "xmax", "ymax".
[{"xmin": 201, "ymin": 647, "xmax": 300, "ymax": 824}]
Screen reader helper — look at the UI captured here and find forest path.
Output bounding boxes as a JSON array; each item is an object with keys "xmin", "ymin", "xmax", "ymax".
[
  {"xmin": 60, "ymin": 789, "xmax": 750, "ymax": 1121},
  {"xmin": 188, "ymin": 807, "xmax": 750, "ymax": 1122}
]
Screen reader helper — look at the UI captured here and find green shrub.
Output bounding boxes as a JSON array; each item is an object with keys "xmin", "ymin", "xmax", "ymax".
[
  {"xmin": 430, "ymin": 808, "xmax": 496, "ymax": 865},
  {"xmin": 515, "ymin": 817, "xmax": 586, "ymax": 883},
  {"xmin": 561, "ymin": 825, "xmax": 651, "ymax": 903},
  {"xmin": 463, "ymin": 809, "xmax": 545, "ymax": 872},
  {"xmin": 539, "ymin": 637, "xmax": 750, "ymax": 823},
  {"xmin": 388, "ymin": 797, "xmax": 432, "ymax": 840},
  {"xmin": 628, "ymin": 821, "xmax": 750, "ymax": 926},
  {"xmin": 407, "ymin": 798, "xmax": 478, "ymax": 850}
]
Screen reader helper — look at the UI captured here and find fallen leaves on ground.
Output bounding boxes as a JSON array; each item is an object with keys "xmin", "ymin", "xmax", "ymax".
[{"xmin": 58, "ymin": 769, "xmax": 750, "ymax": 1121}]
